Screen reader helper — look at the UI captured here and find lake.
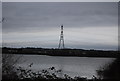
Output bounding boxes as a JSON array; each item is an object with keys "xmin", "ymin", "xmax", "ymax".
[{"xmin": 16, "ymin": 55, "xmax": 115, "ymax": 79}]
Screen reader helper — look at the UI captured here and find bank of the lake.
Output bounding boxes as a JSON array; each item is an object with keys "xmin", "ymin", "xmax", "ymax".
[{"xmin": 16, "ymin": 55, "xmax": 115, "ymax": 79}]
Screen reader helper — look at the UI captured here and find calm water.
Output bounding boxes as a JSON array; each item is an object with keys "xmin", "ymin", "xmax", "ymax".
[{"xmin": 16, "ymin": 55, "xmax": 115, "ymax": 79}]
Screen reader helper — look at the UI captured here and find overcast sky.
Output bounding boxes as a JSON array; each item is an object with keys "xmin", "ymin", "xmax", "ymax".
[
  {"xmin": 2, "ymin": 0, "xmax": 119, "ymax": 2},
  {"xmin": 2, "ymin": 2, "xmax": 118, "ymax": 50}
]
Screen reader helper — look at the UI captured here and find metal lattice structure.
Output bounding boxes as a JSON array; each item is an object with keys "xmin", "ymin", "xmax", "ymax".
[{"xmin": 58, "ymin": 25, "xmax": 65, "ymax": 49}]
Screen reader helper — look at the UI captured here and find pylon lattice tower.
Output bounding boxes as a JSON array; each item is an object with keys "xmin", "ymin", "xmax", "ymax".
[{"xmin": 58, "ymin": 25, "xmax": 65, "ymax": 49}]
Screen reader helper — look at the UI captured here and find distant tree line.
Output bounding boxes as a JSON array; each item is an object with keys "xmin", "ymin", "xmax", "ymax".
[{"xmin": 2, "ymin": 47, "xmax": 119, "ymax": 58}]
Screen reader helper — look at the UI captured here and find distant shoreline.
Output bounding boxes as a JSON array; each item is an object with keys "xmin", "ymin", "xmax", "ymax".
[{"xmin": 2, "ymin": 47, "xmax": 119, "ymax": 58}]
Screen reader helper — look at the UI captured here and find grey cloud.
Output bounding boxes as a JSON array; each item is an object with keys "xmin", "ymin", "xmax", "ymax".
[
  {"xmin": 2, "ymin": 0, "xmax": 119, "ymax": 2},
  {"xmin": 2, "ymin": 2, "xmax": 118, "ymax": 50},
  {"xmin": 3, "ymin": 2, "xmax": 118, "ymax": 33}
]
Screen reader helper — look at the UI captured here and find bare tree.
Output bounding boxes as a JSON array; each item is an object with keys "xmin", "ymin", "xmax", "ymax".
[{"xmin": 2, "ymin": 54, "xmax": 21, "ymax": 80}]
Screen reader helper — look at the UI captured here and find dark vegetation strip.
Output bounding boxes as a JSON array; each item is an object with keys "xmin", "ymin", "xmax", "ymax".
[{"xmin": 2, "ymin": 47, "xmax": 119, "ymax": 58}]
